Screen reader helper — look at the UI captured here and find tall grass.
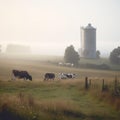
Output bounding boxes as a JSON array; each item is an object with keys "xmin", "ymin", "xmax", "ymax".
[
  {"xmin": 0, "ymin": 79, "xmax": 120, "ymax": 120},
  {"xmin": 0, "ymin": 92, "xmax": 86, "ymax": 120},
  {"xmin": 88, "ymin": 76, "xmax": 120, "ymax": 112}
]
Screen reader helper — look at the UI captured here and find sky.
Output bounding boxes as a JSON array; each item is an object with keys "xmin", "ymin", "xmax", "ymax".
[{"xmin": 0, "ymin": 0, "xmax": 120, "ymax": 56}]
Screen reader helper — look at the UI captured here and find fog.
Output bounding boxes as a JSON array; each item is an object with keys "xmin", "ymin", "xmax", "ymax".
[{"xmin": 0, "ymin": 0, "xmax": 120, "ymax": 56}]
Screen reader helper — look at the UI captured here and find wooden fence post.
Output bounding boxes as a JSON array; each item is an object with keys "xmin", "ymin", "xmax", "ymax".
[
  {"xmin": 114, "ymin": 76, "xmax": 118, "ymax": 95},
  {"xmin": 102, "ymin": 79, "xmax": 105, "ymax": 92},
  {"xmin": 102, "ymin": 79, "xmax": 109, "ymax": 92},
  {"xmin": 85, "ymin": 77, "xmax": 89, "ymax": 90}
]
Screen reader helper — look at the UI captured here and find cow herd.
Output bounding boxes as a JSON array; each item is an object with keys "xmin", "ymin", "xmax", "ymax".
[{"xmin": 12, "ymin": 70, "xmax": 76, "ymax": 81}]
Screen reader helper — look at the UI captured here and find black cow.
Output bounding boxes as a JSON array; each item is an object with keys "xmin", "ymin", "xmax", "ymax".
[
  {"xmin": 44, "ymin": 73, "xmax": 55, "ymax": 81},
  {"xmin": 12, "ymin": 70, "xmax": 32, "ymax": 81}
]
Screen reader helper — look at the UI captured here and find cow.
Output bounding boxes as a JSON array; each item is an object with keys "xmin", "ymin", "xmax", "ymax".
[
  {"xmin": 44, "ymin": 73, "xmax": 55, "ymax": 81},
  {"xmin": 12, "ymin": 70, "xmax": 32, "ymax": 81},
  {"xmin": 58, "ymin": 73, "xmax": 68, "ymax": 79},
  {"xmin": 58, "ymin": 73, "xmax": 76, "ymax": 79}
]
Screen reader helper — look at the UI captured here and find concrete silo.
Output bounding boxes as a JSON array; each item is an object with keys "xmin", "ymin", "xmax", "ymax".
[{"xmin": 80, "ymin": 23, "xmax": 96, "ymax": 58}]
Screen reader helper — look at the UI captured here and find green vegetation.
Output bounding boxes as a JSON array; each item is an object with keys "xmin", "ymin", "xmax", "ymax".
[
  {"xmin": 0, "ymin": 55, "xmax": 120, "ymax": 120},
  {"xmin": 109, "ymin": 46, "xmax": 120, "ymax": 65},
  {"xmin": 96, "ymin": 50, "xmax": 100, "ymax": 59},
  {"xmin": 64, "ymin": 45, "xmax": 80, "ymax": 66},
  {"xmin": 79, "ymin": 58, "xmax": 120, "ymax": 70}
]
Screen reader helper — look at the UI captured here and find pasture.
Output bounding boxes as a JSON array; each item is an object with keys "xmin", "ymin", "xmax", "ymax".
[{"xmin": 0, "ymin": 55, "xmax": 120, "ymax": 120}]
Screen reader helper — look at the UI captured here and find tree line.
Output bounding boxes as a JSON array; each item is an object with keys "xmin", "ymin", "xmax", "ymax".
[
  {"xmin": 0, "ymin": 44, "xmax": 119, "ymax": 66},
  {"xmin": 64, "ymin": 45, "xmax": 120, "ymax": 67}
]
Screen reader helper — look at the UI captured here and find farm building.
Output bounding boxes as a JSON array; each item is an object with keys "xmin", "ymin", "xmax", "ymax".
[{"xmin": 80, "ymin": 23, "xmax": 96, "ymax": 59}]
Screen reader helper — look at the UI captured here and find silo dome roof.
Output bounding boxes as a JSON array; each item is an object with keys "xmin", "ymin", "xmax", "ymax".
[{"xmin": 85, "ymin": 23, "xmax": 95, "ymax": 29}]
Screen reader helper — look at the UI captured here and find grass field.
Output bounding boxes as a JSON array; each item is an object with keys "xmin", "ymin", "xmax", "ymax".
[{"xmin": 0, "ymin": 55, "xmax": 120, "ymax": 120}]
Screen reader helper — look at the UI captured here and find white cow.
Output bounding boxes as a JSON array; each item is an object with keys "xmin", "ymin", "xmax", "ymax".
[{"xmin": 58, "ymin": 73, "xmax": 76, "ymax": 79}]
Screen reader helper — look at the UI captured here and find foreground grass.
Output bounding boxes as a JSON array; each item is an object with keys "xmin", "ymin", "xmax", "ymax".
[{"xmin": 0, "ymin": 80, "xmax": 120, "ymax": 120}]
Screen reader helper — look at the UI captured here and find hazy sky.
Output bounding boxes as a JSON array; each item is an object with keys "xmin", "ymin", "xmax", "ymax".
[{"xmin": 0, "ymin": 0, "xmax": 120, "ymax": 56}]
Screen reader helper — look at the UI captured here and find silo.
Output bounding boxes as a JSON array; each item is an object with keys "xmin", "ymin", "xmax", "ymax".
[{"xmin": 80, "ymin": 23, "xmax": 96, "ymax": 58}]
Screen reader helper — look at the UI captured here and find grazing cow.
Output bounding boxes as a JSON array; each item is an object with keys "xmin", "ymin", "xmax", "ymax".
[
  {"xmin": 58, "ymin": 73, "xmax": 76, "ymax": 79},
  {"xmin": 44, "ymin": 73, "xmax": 55, "ymax": 81},
  {"xmin": 66, "ymin": 73, "xmax": 76, "ymax": 78},
  {"xmin": 65, "ymin": 74, "xmax": 73, "ymax": 78},
  {"xmin": 58, "ymin": 73, "xmax": 68, "ymax": 79},
  {"xmin": 12, "ymin": 70, "xmax": 32, "ymax": 81}
]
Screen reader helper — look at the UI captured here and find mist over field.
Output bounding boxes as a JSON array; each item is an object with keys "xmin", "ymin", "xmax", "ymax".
[{"xmin": 0, "ymin": 0, "xmax": 120, "ymax": 56}]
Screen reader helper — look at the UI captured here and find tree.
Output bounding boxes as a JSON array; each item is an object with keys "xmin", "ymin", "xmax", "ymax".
[
  {"xmin": 64, "ymin": 45, "xmax": 80, "ymax": 67},
  {"xmin": 109, "ymin": 46, "xmax": 120, "ymax": 64},
  {"xmin": 96, "ymin": 50, "xmax": 100, "ymax": 59}
]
